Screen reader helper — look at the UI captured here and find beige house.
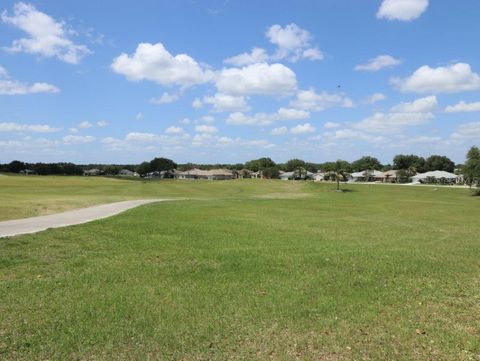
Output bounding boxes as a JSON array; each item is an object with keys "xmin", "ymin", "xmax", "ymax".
[{"xmin": 174, "ymin": 168, "xmax": 234, "ymax": 180}]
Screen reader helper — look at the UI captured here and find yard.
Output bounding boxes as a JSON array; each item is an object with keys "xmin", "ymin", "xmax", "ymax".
[{"xmin": 0, "ymin": 176, "xmax": 479, "ymax": 360}]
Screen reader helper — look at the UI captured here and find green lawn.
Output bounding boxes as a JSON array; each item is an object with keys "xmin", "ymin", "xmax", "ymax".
[{"xmin": 0, "ymin": 176, "xmax": 479, "ymax": 360}]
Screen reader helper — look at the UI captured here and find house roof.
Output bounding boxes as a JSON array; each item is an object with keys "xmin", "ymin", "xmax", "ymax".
[
  {"xmin": 350, "ymin": 170, "xmax": 385, "ymax": 178},
  {"xmin": 411, "ymin": 170, "xmax": 458, "ymax": 180}
]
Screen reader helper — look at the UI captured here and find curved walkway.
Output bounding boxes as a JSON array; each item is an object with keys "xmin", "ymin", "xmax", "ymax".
[{"xmin": 0, "ymin": 199, "xmax": 164, "ymax": 238}]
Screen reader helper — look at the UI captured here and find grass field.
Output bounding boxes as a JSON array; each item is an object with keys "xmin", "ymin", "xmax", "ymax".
[{"xmin": 0, "ymin": 176, "xmax": 479, "ymax": 360}]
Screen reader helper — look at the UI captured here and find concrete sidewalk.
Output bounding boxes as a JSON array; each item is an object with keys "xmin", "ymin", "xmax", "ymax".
[{"xmin": 0, "ymin": 199, "xmax": 163, "ymax": 238}]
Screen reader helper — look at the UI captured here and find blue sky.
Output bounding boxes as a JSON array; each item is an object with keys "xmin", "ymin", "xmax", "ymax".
[{"xmin": 1, "ymin": 0, "xmax": 480, "ymax": 164}]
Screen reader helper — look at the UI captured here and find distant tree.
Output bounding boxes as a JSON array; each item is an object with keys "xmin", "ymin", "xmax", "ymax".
[
  {"xmin": 245, "ymin": 157, "xmax": 276, "ymax": 172},
  {"xmin": 351, "ymin": 156, "xmax": 381, "ymax": 171},
  {"xmin": 293, "ymin": 167, "xmax": 308, "ymax": 180},
  {"xmin": 393, "ymin": 154, "xmax": 426, "ymax": 173},
  {"xmin": 262, "ymin": 167, "xmax": 280, "ymax": 179},
  {"xmin": 463, "ymin": 146, "xmax": 480, "ymax": 188},
  {"xmin": 424, "ymin": 155, "xmax": 455, "ymax": 172},
  {"xmin": 104, "ymin": 165, "xmax": 122, "ymax": 175},
  {"xmin": 7, "ymin": 160, "xmax": 25, "ymax": 173},
  {"xmin": 136, "ymin": 162, "xmax": 152, "ymax": 175},
  {"xmin": 149, "ymin": 157, "xmax": 177, "ymax": 171},
  {"xmin": 285, "ymin": 158, "xmax": 306, "ymax": 172},
  {"xmin": 326, "ymin": 160, "xmax": 348, "ymax": 191}
]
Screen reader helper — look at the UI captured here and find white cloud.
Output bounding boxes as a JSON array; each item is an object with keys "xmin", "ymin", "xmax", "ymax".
[
  {"xmin": 364, "ymin": 93, "xmax": 387, "ymax": 104},
  {"xmin": 449, "ymin": 122, "xmax": 480, "ymax": 142},
  {"xmin": 150, "ymin": 92, "xmax": 179, "ymax": 104},
  {"xmin": 216, "ymin": 62, "xmax": 297, "ymax": 96},
  {"xmin": 69, "ymin": 127, "xmax": 79, "ymax": 133},
  {"xmin": 0, "ymin": 66, "xmax": 59, "ymax": 95},
  {"xmin": 63, "ymin": 135, "xmax": 95, "ymax": 144},
  {"xmin": 223, "ymin": 47, "xmax": 268, "ymax": 66},
  {"xmin": 270, "ymin": 126, "xmax": 288, "ymax": 135},
  {"xmin": 324, "ymin": 128, "xmax": 386, "ymax": 143},
  {"xmin": 165, "ymin": 126, "xmax": 184, "ymax": 134},
  {"xmin": 290, "ymin": 123, "xmax": 315, "ymax": 134},
  {"xmin": 195, "ymin": 124, "xmax": 218, "ymax": 134},
  {"xmin": 226, "ymin": 107, "xmax": 309, "ymax": 126},
  {"xmin": 290, "ymin": 88, "xmax": 354, "ymax": 111},
  {"xmin": 324, "ymin": 121, "xmax": 340, "ymax": 129},
  {"xmin": 203, "ymin": 93, "xmax": 250, "ymax": 112},
  {"xmin": 355, "ymin": 55, "xmax": 401, "ymax": 72},
  {"xmin": 354, "ymin": 95, "xmax": 437, "ymax": 133},
  {"xmin": 266, "ymin": 23, "xmax": 323, "ymax": 62},
  {"xmin": 377, "ymin": 0, "xmax": 429, "ymax": 21},
  {"xmin": 135, "ymin": 112, "xmax": 144, "ymax": 120},
  {"xmin": 111, "ymin": 42, "xmax": 212, "ymax": 88},
  {"xmin": 0, "ymin": 121, "xmax": 59, "ymax": 133},
  {"xmin": 392, "ymin": 63, "xmax": 480, "ymax": 94},
  {"xmin": 192, "ymin": 98, "xmax": 203, "ymax": 109},
  {"xmin": 78, "ymin": 121, "xmax": 93, "ymax": 129},
  {"xmin": 1, "ymin": 2, "xmax": 91, "ymax": 64},
  {"xmin": 96, "ymin": 120, "xmax": 108, "ymax": 127},
  {"xmin": 125, "ymin": 132, "xmax": 157, "ymax": 142},
  {"xmin": 199, "ymin": 115, "xmax": 215, "ymax": 124},
  {"xmin": 445, "ymin": 100, "xmax": 480, "ymax": 113},
  {"xmin": 389, "ymin": 95, "xmax": 438, "ymax": 113},
  {"xmin": 180, "ymin": 117, "xmax": 191, "ymax": 124}
]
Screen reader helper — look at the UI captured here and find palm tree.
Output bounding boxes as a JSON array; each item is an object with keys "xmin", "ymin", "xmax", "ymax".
[{"xmin": 329, "ymin": 160, "xmax": 347, "ymax": 191}]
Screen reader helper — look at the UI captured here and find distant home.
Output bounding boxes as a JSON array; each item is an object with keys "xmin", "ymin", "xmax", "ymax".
[
  {"xmin": 313, "ymin": 172, "xmax": 326, "ymax": 182},
  {"xmin": 279, "ymin": 170, "xmax": 314, "ymax": 180},
  {"xmin": 19, "ymin": 169, "xmax": 36, "ymax": 175},
  {"xmin": 174, "ymin": 168, "xmax": 234, "ymax": 180},
  {"xmin": 83, "ymin": 168, "xmax": 101, "ymax": 176},
  {"xmin": 118, "ymin": 169, "xmax": 139, "ymax": 177},
  {"xmin": 145, "ymin": 170, "xmax": 174, "ymax": 179},
  {"xmin": 349, "ymin": 170, "xmax": 386, "ymax": 182},
  {"xmin": 411, "ymin": 171, "xmax": 459, "ymax": 184}
]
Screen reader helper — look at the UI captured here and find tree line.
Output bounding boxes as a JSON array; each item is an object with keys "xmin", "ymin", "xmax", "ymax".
[{"xmin": 1, "ymin": 147, "xmax": 479, "ymax": 186}]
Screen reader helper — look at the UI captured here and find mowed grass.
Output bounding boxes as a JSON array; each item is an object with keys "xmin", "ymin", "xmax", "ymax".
[
  {"xmin": 0, "ymin": 175, "xmax": 307, "ymax": 221},
  {"xmin": 1, "ymin": 178, "xmax": 479, "ymax": 360}
]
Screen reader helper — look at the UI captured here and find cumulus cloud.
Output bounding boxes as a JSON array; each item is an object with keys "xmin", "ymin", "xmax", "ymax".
[
  {"xmin": 270, "ymin": 126, "xmax": 288, "ymax": 135},
  {"xmin": 0, "ymin": 79, "xmax": 59, "ymax": 95},
  {"xmin": 355, "ymin": 55, "xmax": 401, "ymax": 72},
  {"xmin": 226, "ymin": 107, "xmax": 309, "ymax": 126},
  {"xmin": 290, "ymin": 88, "xmax": 354, "ymax": 111},
  {"xmin": 63, "ymin": 135, "xmax": 95, "ymax": 144},
  {"xmin": 192, "ymin": 98, "xmax": 203, "ymax": 109},
  {"xmin": 215, "ymin": 62, "xmax": 297, "ymax": 96},
  {"xmin": 324, "ymin": 122, "xmax": 340, "ymax": 129},
  {"xmin": 135, "ymin": 112, "xmax": 144, "ymax": 121},
  {"xmin": 203, "ymin": 93, "xmax": 250, "ymax": 112},
  {"xmin": 195, "ymin": 124, "xmax": 218, "ymax": 134},
  {"xmin": 290, "ymin": 123, "xmax": 315, "ymax": 134},
  {"xmin": 150, "ymin": 92, "xmax": 180, "ymax": 104},
  {"xmin": 444, "ymin": 100, "xmax": 480, "ymax": 113},
  {"xmin": 165, "ymin": 126, "xmax": 184, "ymax": 134},
  {"xmin": 449, "ymin": 122, "xmax": 480, "ymax": 142},
  {"xmin": 354, "ymin": 95, "xmax": 437, "ymax": 133},
  {"xmin": 364, "ymin": 93, "xmax": 387, "ymax": 104},
  {"xmin": 78, "ymin": 121, "xmax": 93, "ymax": 129},
  {"xmin": 0, "ymin": 121, "xmax": 59, "ymax": 133},
  {"xmin": 324, "ymin": 128, "xmax": 386, "ymax": 143},
  {"xmin": 377, "ymin": 0, "xmax": 429, "ymax": 21},
  {"xmin": 392, "ymin": 63, "xmax": 480, "ymax": 93},
  {"xmin": 266, "ymin": 23, "xmax": 323, "ymax": 62},
  {"xmin": 0, "ymin": 65, "xmax": 8, "ymax": 77},
  {"xmin": 223, "ymin": 47, "xmax": 268, "ymax": 66},
  {"xmin": 96, "ymin": 120, "xmax": 108, "ymax": 127},
  {"xmin": 111, "ymin": 42, "xmax": 212, "ymax": 88},
  {"xmin": 1, "ymin": 2, "xmax": 91, "ymax": 64}
]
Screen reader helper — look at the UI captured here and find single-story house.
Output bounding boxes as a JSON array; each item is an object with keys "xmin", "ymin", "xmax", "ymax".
[
  {"xmin": 250, "ymin": 171, "xmax": 262, "ymax": 179},
  {"xmin": 83, "ymin": 168, "xmax": 101, "ymax": 176},
  {"xmin": 174, "ymin": 168, "xmax": 234, "ymax": 180},
  {"xmin": 383, "ymin": 170, "xmax": 398, "ymax": 183},
  {"xmin": 411, "ymin": 170, "xmax": 459, "ymax": 184},
  {"xmin": 349, "ymin": 170, "xmax": 386, "ymax": 182},
  {"xmin": 118, "ymin": 169, "xmax": 139, "ymax": 177},
  {"xmin": 279, "ymin": 170, "xmax": 315, "ymax": 180},
  {"xmin": 20, "ymin": 169, "xmax": 36, "ymax": 175},
  {"xmin": 313, "ymin": 172, "xmax": 326, "ymax": 182},
  {"xmin": 145, "ymin": 170, "xmax": 174, "ymax": 179}
]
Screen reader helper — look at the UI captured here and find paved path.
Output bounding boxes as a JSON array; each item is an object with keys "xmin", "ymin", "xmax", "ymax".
[{"xmin": 0, "ymin": 199, "xmax": 163, "ymax": 238}]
